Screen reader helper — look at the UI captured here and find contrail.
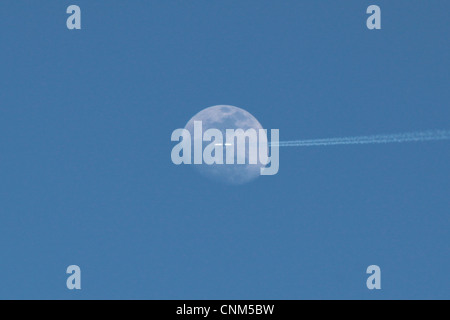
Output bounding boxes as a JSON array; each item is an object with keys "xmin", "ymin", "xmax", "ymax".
[{"xmin": 270, "ymin": 130, "xmax": 450, "ymax": 147}]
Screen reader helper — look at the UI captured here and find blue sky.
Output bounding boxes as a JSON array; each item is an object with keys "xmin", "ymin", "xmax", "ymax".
[{"xmin": 0, "ymin": 1, "xmax": 449, "ymax": 299}]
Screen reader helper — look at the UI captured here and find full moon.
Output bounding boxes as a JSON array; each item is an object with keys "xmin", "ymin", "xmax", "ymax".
[{"xmin": 185, "ymin": 105, "xmax": 268, "ymax": 185}]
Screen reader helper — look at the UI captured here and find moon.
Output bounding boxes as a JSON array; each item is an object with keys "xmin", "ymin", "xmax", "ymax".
[{"xmin": 185, "ymin": 105, "xmax": 268, "ymax": 185}]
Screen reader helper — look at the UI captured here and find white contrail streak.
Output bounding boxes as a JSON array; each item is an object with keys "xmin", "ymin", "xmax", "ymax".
[{"xmin": 270, "ymin": 130, "xmax": 450, "ymax": 147}]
